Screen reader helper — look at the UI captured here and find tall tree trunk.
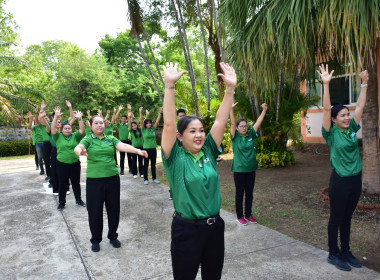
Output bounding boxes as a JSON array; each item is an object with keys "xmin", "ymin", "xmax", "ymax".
[
  {"xmin": 248, "ymin": 77, "xmax": 262, "ymax": 136},
  {"xmin": 142, "ymin": 31, "xmax": 165, "ymax": 88},
  {"xmin": 276, "ymin": 69, "xmax": 282, "ymax": 122},
  {"xmin": 196, "ymin": 0, "xmax": 211, "ymax": 111},
  {"xmin": 362, "ymin": 45, "xmax": 380, "ymax": 193},
  {"xmin": 171, "ymin": 0, "xmax": 199, "ymax": 116},
  {"xmin": 136, "ymin": 35, "xmax": 163, "ymax": 101}
]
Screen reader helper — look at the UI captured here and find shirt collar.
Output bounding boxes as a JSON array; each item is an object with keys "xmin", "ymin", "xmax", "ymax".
[
  {"xmin": 91, "ymin": 133, "xmax": 108, "ymax": 139},
  {"xmin": 335, "ymin": 126, "xmax": 350, "ymax": 136},
  {"xmin": 184, "ymin": 149, "xmax": 204, "ymax": 163}
]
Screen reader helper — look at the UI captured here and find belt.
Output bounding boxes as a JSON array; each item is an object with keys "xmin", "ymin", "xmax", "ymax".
[{"xmin": 173, "ymin": 211, "xmax": 220, "ymax": 226}]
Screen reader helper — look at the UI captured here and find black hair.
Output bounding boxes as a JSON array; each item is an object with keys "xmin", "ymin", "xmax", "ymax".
[
  {"xmin": 89, "ymin": 115, "xmax": 103, "ymax": 125},
  {"xmin": 236, "ymin": 118, "xmax": 247, "ymax": 127},
  {"xmin": 131, "ymin": 121, "xmax": 142, "ymax": 138},
  {"xmin": 177, "ymin": 115, "xmax": 204, "ymax": 135},
  {"xmin": 61, "ymin": 122, "xmax": 71, "ymax": 130},
  {"xmin": 144, "ymin": 118, "xmax": 153, "ymax": 128},
  {"xmin": 121, "ymin": 114, "xmax": 128, "ymax": 119},
  {"xmin": 177, "ymin": 108, "xmax": 186, "ymax": 116},
  {"xmin": 331, "ymin": 104, "xmax": 349, "ymax": 127},
  {"xmin": 52, "ymin": 112, "xmax": 55, "ymax": 117}
]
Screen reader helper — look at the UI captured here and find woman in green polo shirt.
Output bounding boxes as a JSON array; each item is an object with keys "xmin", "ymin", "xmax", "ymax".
[
  {"xmin": 51, "ymin": 107, "xmax": 86, "ymax": 211},
  {"xmin": 230, "ymin": 102, "xmax": 267, "ymax": 226},
  {"xmin": 161, "ymin": 62, "xmax": 236, "ymax": 279},
  {"xmin": 128, "ymin": 108, "xmax": 144, "ymax": 178},
  {"xmin": 74, "ymin": 115, "xmax": 147, "ymax": 253},
  {"xmin": 140, "ymin": 107, "xmax": 162, "ymax": 185},
  {"xmin": 115, "ymin": 105, "xmax": 132, "ymax": 175},
  {"xmin": 318, "ymin": 64, "xmax": 369, "ymax": 272}
]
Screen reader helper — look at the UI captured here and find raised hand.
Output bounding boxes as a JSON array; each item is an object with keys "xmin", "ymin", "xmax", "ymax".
[
  {"xmin": 217, "ymin": 62, "xmax": 237, "ymax": 88},
  {"xmin": 75, "ymin": 111, "xmax": 83, "ymax": 119},
  {"xmin": 97, "ymin": 109, "xmax": 102, "ymax": 115},
  {"xmin": 146, "ymin": 109, "xmax": 149, "ymax": 115},
  {"xmin": 261, "ymin": 103, "xmax": 268, "ymax": 110},
  {"xmin": 232, "ymin": 102, "xmax": 238, "ymax": 108},
  {"xmin": 54, "ymin": 107, "xmax": 62, "ymax": 117},
  {"xmin": 359, "ymin": 70, "xmax": 369, "ymax": 84},
  {"xmin": 65, "ymin": 100, "xmax": 72, "ymax": 108},
  {"xmin": 118, "ymin": 105, "xmax": 123, "ymax": 111},
  {"xmin": 127, "ymin": 104, "xmax": 132, "ymax": 111},
  {"xmin": 87, "ymin": 110, "xmax": 90, "ymax": 114},
  {"xmin": 107, "ymin": 109, "xmax": 110, "ymax": 114},
  {"xmin": 163, "ymin": 62, "xmax": 187, "ymax": 85},
  {"xmin": 139, "ymin": 107, "xmax": 143, "ymax": 113},
  {"xmin": 39, "ymin": 110, "xmax": 46, "ymax": 118},
  {"xmin": 317, "ymin": 64, "xmax": 334, "ymax": 84},
  {"xmin": 34, "ymin": 107, "xmax": 39, "ymax": 113},
  {"xmin": 128, "ymin": 111, "xmax": 132, "ymax": 118},
  {"xmin": 27, "ymin": 111, "xmax": 33, "ymax": 118},
  {"xmin": 41, "ymin": 100, "xmax": 47, "ymax": 110}
]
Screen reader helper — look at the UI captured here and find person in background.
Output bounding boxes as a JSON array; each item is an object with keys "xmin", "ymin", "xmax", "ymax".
[
  {"xmin": 27, "ymin": 111, "xmax": 39, "ymax": 170},
  {"xmin": 51, "ymin": 107, "xmax": 86, "ymax": 211},
  {"xmin": 74, "ymin": 115, "xmax": 147, "ymax": 252},
  {"xmin": 115, "ymin": 105, "xmax": 133, "ymax": 175},
  {"xmin": 176, "ymin": 108, "xmax": 186, "ymax": 121},
  {"xmin": 30, "ymin": 107, "xmax": 47, "ymax": 176},
  {"xmin": 230, "ymin": 102, "xmax": 267, "ymax": 225},
  {"xmin": 161, "ymin": 62, "xmax": 236, "ymax": 279},
  {"xmin": 128, "ymin": 106, "xmax": 145, "ymax": 178},
  {"xmin": 104, "ymin": 108, "xmax": 118, "ymax": 166},
  {"xmin": 39, "ymin": 101, "xmax": 52, "ymax": 181},
  {"xmin": 318, "ymin": 64, "xmax": 368, "ymax": 272},
  {"xmin": 141, "ymin": 107, "xmax": 162, "ymax": 185}
]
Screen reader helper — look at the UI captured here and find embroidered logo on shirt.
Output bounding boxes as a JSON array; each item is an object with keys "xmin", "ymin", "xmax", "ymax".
[
  {"xmin": 248, "ymin": 138, "xmax": 253, "ymax": 141},
  {"xmin": 105, "ymin": 141, "xmax": 110, "ymax": 145},
  {"xmin": 350, "ymin": 132, "xmax": 356, "ymax": 139},
  {"xmin": 204, "ymin": 158, "xmax": 210, "ymax": 164}
]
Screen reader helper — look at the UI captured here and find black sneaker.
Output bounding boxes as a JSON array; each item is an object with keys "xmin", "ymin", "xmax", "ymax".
[
  {"xmin": 110, "ymin": 239, "xmax": 121, "ymax": 248},
  {"xmin": 91, "ymin": 243, "xmax": 100, "ymax": 252},
  {"xmin": 57, "ymin": 203, "xmax": 65, "ymax": 211},
  {"xmin": 76, "ymin": 200, "xmax": 86, "ymax": 207},
  {"xmin": 48, "ymin": 183, "xmax": 52, "ymax": 188},
  {"xmin": 327, "ymin": 252, "xmax": 351, "ymax": 271},
  {"xmin": 120, "ymin": 171, "xmax": 124, "ymax": 175},
  {"xmin": 45, "ymin": 176, "xmax": 50, "ymax": 181},
  {"xmin": 40, "ymin": 171, "xmax": 45, "ymax": 175},
  {"xmin": 342, "ymin": 251, "xmax": 362, "ymax": 268}
]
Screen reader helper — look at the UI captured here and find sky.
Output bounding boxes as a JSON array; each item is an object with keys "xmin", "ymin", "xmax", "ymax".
[{"xmin": 5, "ymin": 0, "xmax": 130, "ymax": 53}]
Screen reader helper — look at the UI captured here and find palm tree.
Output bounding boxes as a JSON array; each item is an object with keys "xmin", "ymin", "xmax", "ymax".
[
  {"xmin": 126, "ymin": 0, "xmax": 163, "ymax": 102},
  {"xmin": 219, "ymin": 0, "xmax": 380, "ymax": 193}
]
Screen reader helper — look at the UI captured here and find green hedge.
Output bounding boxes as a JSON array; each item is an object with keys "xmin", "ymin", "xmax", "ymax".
[{"xmin": 0, "ymin": 139, "xmax": 32, "ymax": 157}]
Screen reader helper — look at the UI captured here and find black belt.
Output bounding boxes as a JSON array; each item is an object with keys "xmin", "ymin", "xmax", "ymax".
[{"xmin": 173, "ymin": 211, "xmax": 220, "ymax": 225}]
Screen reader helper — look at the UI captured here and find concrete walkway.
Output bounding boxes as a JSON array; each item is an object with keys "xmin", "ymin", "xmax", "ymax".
[{"xmin": 1, "ymin": 157, "xmax": 379, "ymax": 280}]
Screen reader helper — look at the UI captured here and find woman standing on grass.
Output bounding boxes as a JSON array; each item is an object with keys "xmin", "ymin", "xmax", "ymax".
[
  {"xmin": 51, "ymin": 107, "xmax": 86, "ymax": 211},
  {"xmin": 128, "ymin": 107, "xmax": 144, "ymax": 178},
  {"xmin": 161, "ymin": 62, "xmax": 236, "ymax": 279},
  {"xmin": 230, "ymin": 102, "xmax": 267, "ymax": 225},
  {"xmin": 141, "ymin": 107, "xmax": 162, "ymax": 185},
  {"xmin": 318, "ymin": 64, "xmax": 368, "ymax": 272},
  {"xmin": 74, "ymin": 115, "xmax": 147, "ymax": 252}
]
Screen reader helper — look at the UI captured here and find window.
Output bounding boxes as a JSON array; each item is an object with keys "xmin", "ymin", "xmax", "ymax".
[{"xmin": 306, "ymin": 74, "xmax": 360, "ymax": 107}]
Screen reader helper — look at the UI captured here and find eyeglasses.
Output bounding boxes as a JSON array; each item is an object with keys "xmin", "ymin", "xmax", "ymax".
[{"xmin": 238, "ymin": 125, "xmax": 248, "ymax": 128}]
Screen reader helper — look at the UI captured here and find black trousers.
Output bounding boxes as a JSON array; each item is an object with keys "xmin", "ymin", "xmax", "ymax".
[
  {"xmin": 120, "ymin": 140, "xmax": 133, "ymax": 172},
  {"xmin": 171, "ymin": 215, "xmax": 225, "ymax": 280},
  {"xmin": 328, "ymin": 170, "xmax": 362, "ymax": 255},
  {"xmin": 50, "ymin": 147, "xmax": 59, "ymax": 193},
  {"xmin": 43, "ymin": 141, "xmax": 51, "ymax": 177},
  {"xmin": 233, "ymin": 171, "xmax": 256, "ymax": 219},
  {"xmin": 32, "ymin": 145, "xmax": 38, "ymax": 167},
  {"xmin": 132, "ymin": 146, "xmax": 144, "ymax": 176},
  {"xmin": 143, "ymin": 148, "xmax": 157, "ymax": 180},
  {"xmin": 86, "ymin": 175, "xmax": 120, "ymax": 244},
  {"xmin": 57, "ymin": 160, "xmax": 82, "ymax": 205}
]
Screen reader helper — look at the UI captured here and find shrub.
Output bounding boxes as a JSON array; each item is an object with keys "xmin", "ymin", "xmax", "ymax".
[
  {"xmin": 222, "ymin": 132, "xmax": 232, "ymax": 152},
  {"xmin": 256, "ymin": 150, "xmax": 295, "ymax": 169},
  {"xmin": 0, "ymin": 139, "xmax": 32, "ymax": 157}
]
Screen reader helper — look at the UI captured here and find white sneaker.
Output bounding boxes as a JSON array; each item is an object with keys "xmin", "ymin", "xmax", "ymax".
[
  {"xmin": 144, "ymin": 180, "xmax": 149, "ymax": 185},
  {"xmin": 66, "ymin": 191, "xmax": 70, "ymax": 195},
  {"xmin": 133, "ymin": 175, "xmax": 138, "ymax": 178},
  {"xmin": 140, "ymin": 174, "xmax": 144, "ymax": 178},
  {"xmin": 153, "ymin": 179, "xmax": 160, "ymax": 184},
  {"xmin": 53, "ymin": 193, "xmax": 58, "ymax": 196}
]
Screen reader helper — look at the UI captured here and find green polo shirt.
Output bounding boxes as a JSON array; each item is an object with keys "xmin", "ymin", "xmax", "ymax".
[
  {"xmin": 39, "ymin": 124, "xmax": 50, "ymax": 142},
  {"xmin": 231, "ymin": 128, "xmax": 258, "ymax": 172},
  {"xmin": 47, "ymin": 122, "xmax": 56, "ymax": 148},
  {"xmin": 322, "ymin": 118, "xmax": 362, "ymax": 177},
  {"xmin": 130, "ymin": 129, "xmax": 143, "ymax": 147},
  {"xmin": 32, "ymin": 125, "xmax": 44, "ymax": 144},
  {"xmin": 162, "ymin": 134, "xmax": 223, "ymax": 220},
  {"xmin": 142, "ymin": 126, "xmax": 157, "ymax": 149},
  {"xmin": 31, "ymin": 129, "xmax": 36, "ymax": 145},
  {"xmin": 116, "ymin": 123, "xmax": 130, "ymax": 141},
  {"xmin": 80, "ymin": 134, "xmax": 120, "ymax": 178},
  {"xmin": 52, "ymin": 131, "xmax": 84, "ymax": 164},
  {"xmin": 105, "ymin": 123, "xmax": 114, "ymax": 136},
  {"xmin": 85, "ymin": 126, "xmax": 92, "ymax": 136}
]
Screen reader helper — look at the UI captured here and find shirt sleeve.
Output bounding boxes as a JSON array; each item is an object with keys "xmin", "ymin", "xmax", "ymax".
[
  {"xmin": 322, "ymin": 126, "xmax": 333, "ymax": 146},
  {"xmin": 110, "ymin": 135, "xmax": 120, "ymax": 146},
  {"xmin": 80, "ymin": 135, "xmax": 91, "ymax": 149},
  {"xmin": 249, "ymin": 128, "xmax": 258, "ymax": 140},
  {"xmin": 205, "ymin": 133, "xmax": 223, "ymax": 160},
  {"xmin": 74, "ymin": 131, "xmax": 85, "ymax": 142},
  {"xmin": 52, "ymin": 132, "xmax": 60, "ymax": 142},
  {"xmin": 161, "ymin": 140, "xmax": 180, "ymax": 167},
  {"xmin": 349, "ymin": 118, "xmax": 361, "ymax": 133}
]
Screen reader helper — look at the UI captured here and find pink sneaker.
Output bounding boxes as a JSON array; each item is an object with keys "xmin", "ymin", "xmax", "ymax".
[
  {"xmin": 245, "ymin": 216, "xmax": 257, "ymax": 224},
  {"xmin": 236, "ymin": 217, "xmax": 248, "ymax": 225}
]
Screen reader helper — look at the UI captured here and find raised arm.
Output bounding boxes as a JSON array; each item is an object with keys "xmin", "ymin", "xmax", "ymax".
[
  {"xmin": 162, "ymin": 62, "xmax": 187, "ymax": 158},
  {"xmin": 87, "ymin": 110, "xmax": 91, "ymax": 120},
  {"xmin": 115, "ymin": 105, "xmax": 123, "ymax": 125},
  {"xmin": 128, "ymin": 111, "xmax": 132, "ymax": 129},
  {"xmin": 27, "ymin": 111, "xmax": 34, "ymax": 130},
  {"xmin": 210, "ymin": 62, "xmax": 237, "ymax": 147},
  {"xmin": 51, "ymin": 107, "xmax": 62, "ymax": 135},
  {"xmin": 317, "ymin": 64, "xmax": 334, "ymax": 132},
  {"xmin": 69, "ymin": 112, "xmax": 76, "ymax": 126},
  {"xmin": 105, "ymin": 109, "xmax": 110, "ymax": 121},
  {"xmin": 139, "ymin": 107, "xmax": 144, "ymax": 127},
  {"xmin": 34, "ymin": 107, "xmax": 40, "ymax": 125},
  {"xmin": 38, "ymin": 109, "xmax": 50, "ymax": 134},
  {"xmin": 111, "ymin": 107, "xmax": 117, "ymax": 124},
  {"xmin": 75, "ymin": 111, "xmax": 85, "ymax": 135},
  {"xmin": 230, "ymin": 102, "xmax": 238, "ymax": 139},
  {"xmin": 97, "ymin": 109, "xmax": 103, "ymax": 118},
  {"xmin": 253, "ymin": 103, "xmax": 268, "ymax": 133},
  {"xmin": 154, "ymin": 107, "xmax": 163, "ymax": 128},
  {"xmin": 354, "ymin": 70, "xmax": 369, "ymax": 125},
  {"xmin": 115, "ymin": 142, "xmax": 148, "ymax": 158},
  {"xmin": 66, "ymin": 100, "xmax": 74, "ymax": 120}
]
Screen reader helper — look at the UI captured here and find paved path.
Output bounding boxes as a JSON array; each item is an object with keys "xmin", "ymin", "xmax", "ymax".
[{"xmin": 1, "ymin": 157, "xmax": 379, "ymax": 280}]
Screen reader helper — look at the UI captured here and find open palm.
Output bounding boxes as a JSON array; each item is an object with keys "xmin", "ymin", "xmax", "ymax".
[{"xmin": 163, "ymin": 62, "xmax": 187, "ymax": 84}]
